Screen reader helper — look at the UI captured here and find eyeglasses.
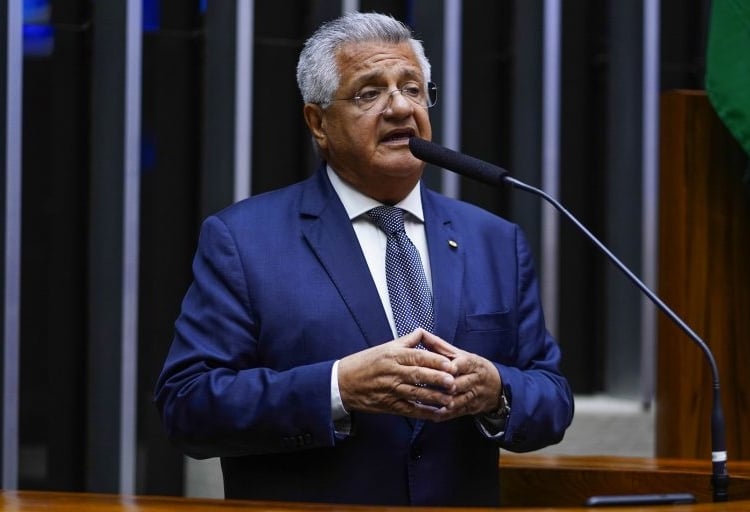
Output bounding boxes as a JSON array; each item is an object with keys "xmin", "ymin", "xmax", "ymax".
[{"xmin": 330, "ymin": 81, "xmax": 438, "ymax": 115}]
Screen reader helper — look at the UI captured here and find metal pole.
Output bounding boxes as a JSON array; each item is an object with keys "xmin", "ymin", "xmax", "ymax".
[
  {"xmin": 441, "ymin": 0, "xmax": 462, "ymax": 199},
  {"xmin": 541, "ymin": 0, "xmax": 561, "ymax": 335},
  {"xmin": 2, "ymin": 0, "xmax": 23, "ymax": 489}
]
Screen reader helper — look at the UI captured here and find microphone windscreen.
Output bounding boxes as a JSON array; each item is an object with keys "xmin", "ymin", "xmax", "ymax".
[{"xmin": 409, "ymin": 137, "xmax": 509, "ymax": 186}]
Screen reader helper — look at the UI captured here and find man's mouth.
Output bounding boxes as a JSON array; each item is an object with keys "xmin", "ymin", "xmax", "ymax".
[{"xmin": 381, "ymin": 129, "xmax": 415, "ymax": 143}]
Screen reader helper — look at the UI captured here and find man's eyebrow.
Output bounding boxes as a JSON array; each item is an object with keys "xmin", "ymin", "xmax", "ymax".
[{"xmin": 350, "ymin": 68, "xmax": 423, "ymax": 88}]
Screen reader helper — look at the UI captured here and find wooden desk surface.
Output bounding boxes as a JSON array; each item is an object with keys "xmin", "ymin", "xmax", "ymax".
[
  {"xmin": 2, "ymin": 490, "xmax": 750, "ymax": 512},
  {"xmin": 2, "ymin": 455, "xmax": 749, "ymax": 511}
]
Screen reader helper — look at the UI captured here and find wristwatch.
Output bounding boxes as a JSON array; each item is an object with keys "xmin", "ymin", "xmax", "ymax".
[{"xmin": 486, "ymin": 387, "xmax": 511, "ymax": 421}]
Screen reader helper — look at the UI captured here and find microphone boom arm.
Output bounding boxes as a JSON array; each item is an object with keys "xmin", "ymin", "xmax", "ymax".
[
  {"xmin": 503, "ymin": 175, "xmax": 729, "ymax": 502},
  {"xmin": 408, "ymin": 135, "xmax": 729, "ymax": 500}
]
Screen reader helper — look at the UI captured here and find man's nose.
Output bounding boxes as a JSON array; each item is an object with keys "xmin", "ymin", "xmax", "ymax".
[{"xmin": 383, "ymin": 89, "xmax": 414, "ymax": 115}]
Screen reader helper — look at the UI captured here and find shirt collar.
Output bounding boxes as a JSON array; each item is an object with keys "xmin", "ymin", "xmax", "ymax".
[{"xmin": 326, "ymin": 165, "xmax": 425, "ymax": 223}]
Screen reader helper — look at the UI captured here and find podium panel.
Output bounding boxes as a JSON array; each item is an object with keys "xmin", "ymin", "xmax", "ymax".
[
  {"xmin": 657, "ymin": 90, "xmax": 750, "ymax": 460},
  {"xmin": 2, "ymin": 455, "xmax": 750, "ymax": 510}
]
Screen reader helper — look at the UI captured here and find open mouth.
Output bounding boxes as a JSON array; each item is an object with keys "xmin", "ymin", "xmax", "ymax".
[{"xmin": 381, "ymin": 128, "xmax": 415, "ymax": 143}]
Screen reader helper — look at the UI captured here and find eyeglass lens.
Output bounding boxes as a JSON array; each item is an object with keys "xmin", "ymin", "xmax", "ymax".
[{"xmin": 359, "ymin": 83, "xmax": 437, "ymax": 115}]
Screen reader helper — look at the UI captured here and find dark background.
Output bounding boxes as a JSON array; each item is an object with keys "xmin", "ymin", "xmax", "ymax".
[{"xmin": 10, "ymin": 0, "xmax": 710, "ymax": 496}]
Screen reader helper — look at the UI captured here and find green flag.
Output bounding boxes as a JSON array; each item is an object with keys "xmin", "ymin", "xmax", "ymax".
[{"xmin": 705, "ymin": 0, "xmax": 750, "ymax": 157}]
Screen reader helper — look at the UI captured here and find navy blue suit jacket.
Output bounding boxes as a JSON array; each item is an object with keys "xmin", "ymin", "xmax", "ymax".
[{"xmin": 154, "ymin": 165, "xmax": 573, "ymax": 506}]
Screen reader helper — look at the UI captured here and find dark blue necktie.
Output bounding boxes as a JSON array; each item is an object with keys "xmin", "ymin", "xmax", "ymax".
[{"xmin": 367, "ymin": 206, "xmax": 434, "ymax": 338}]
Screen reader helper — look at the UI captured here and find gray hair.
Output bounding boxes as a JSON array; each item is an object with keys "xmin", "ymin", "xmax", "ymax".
[{"xmin": 296, "ymin": 12, "xmax": 432, "ymax": 108}]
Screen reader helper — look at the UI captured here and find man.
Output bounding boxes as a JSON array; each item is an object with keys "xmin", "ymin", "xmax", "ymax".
[{"xmin": 155, "ymin": 11, "xmax": 573, "ymax": 507}]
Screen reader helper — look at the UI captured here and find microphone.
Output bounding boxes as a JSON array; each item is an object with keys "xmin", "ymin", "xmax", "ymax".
[
  {"xmin": 409, "ymin": 136, "xmax": 509, "ymax": 186},
  {"xmin": 409, "ymin": 136, "xmax": 730, "ymax": 502}
]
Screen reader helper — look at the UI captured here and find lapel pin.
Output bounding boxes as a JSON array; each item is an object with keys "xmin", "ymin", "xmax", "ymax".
[{"xmin": 448, "ymin": 240, "xmax": 458, "ymax": 249}]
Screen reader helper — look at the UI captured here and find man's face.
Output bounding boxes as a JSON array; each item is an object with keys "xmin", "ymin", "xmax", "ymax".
[{"xmin": 304, "ymin": 41, "xmax": 433, "ymax": 204}]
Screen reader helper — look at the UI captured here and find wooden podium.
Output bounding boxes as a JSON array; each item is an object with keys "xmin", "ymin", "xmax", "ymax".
[
  {"xmin": 499, "ymin": 453, "xmax": 750, "ymax": 507},
  {"xmin": 656, "ymin": 90, "xmax": 750, "ymax": 461},
  {"xmin": 1, "ymin": 455, "xmax": 749, "ymax": 510}
]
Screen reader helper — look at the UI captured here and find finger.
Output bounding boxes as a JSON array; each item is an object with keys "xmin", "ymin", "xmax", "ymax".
[
  {"xmin": 396, "ymin": 393, "xmax": 461, "ymax": 421},
  {"xmin": 395, "ymin": 329, "xmax": 427, "ymax": 349},
  {"xmin": 450, "ymin": 352, "xmax": 481, "ymax": 375},
  {"xmin": 447, "ymin": 376, "xmax": 502, "ymax": 415},
  {"xmin": 395, "ymin": 385, "xmax": 453, "ymax": 410},
  {"xmin": 415, "ymin": 329, "xmax": 461, "ymax": 358},
  {"xmin": 406, "ymin": 399, "xmax": 474, "ymax": 423},
  {"xmin": 397, "ymin": 339, "xmax": 457, "ymax": 374},
  {"xmin": 451, "ymin": 359, "xmax": 500, "ymax": 396},
  {"xmin": 371, "ymin": 386, "xmax": 449, "ymax": 418},
  {"xmin": 392, "ymin": 366, "xmax": 456, "ymax": 398}
]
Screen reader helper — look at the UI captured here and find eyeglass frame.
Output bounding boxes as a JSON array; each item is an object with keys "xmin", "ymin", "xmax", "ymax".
[{"xmin": 325, "ymin": 81, "xmax": 438, "ymax": 115}]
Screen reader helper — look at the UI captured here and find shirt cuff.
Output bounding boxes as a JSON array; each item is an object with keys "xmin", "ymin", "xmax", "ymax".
[
  {"xmin": 331, "ymin": 360, "xmax": 352, "ymax": 437},
  {"xmin": 474, "ymin": 414, "xmax": 507, "ymax": 439}
]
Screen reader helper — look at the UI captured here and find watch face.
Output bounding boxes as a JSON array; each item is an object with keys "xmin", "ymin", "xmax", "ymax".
[{"xmin": 497, "ymin": 392, "xmax": 510, "ymax": 417}]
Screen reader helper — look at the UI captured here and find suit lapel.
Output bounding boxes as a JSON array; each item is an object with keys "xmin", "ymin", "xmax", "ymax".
[
  {"xmin": 299, "ymin": 167, "xmax": 393, "ymax": 347},
  {"xmin": 422, "ymin": 188, "xmax": 464, "ymax": 345}
]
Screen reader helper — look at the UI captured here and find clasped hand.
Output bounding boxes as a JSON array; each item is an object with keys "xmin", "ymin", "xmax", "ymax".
[{"xmin": 337, "ymin": 329, "xmax": 502, "ymax": 422}]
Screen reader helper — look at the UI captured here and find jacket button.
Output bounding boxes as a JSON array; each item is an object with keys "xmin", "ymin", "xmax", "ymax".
[{"xmin": 411, "ymin": 447, "xmax": 422, "ymax": 461}]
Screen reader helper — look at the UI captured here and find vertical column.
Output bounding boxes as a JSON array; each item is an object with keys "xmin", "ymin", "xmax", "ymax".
[
  {"xmin": 639, "ymin": 0, "xmax": 660, "ymax": 408},
  {"xmin": 1, "ymin": 0, "xmax": 23, "ymax": 490},
  {"xmin": 541, "ymin": 0, "xmax": 561, "ymax": 336},
  {"xmin": 203, "ymin": 0, "xmax": 261, "ymax": 210},
  {"xmin": 511, "ymin": 0, "xmax": 543, "ymax": 248},
  {"xmin": 234, "ymin": 0, "xmax": 254, "ymax": 201},
  {"xmin": 139, "ymin": 0, "xmax": 205, "ymax": 495},
  {"xmin": 342, "ymin": 0, "xmax": 359, "ymax": 13},
  {"xmin": 202, "ymin": 1, "xmax": 237, "ymax": 216},
  {"xmin": 603, "ymin": 0, "xmax": 643, "ymax": 396},
  {"xmin": 440, "ymin": 0, "xmax": 462, "ymax": 199},
  {"xmin": 87, "ymin": 0, "xmax": 141, "ymax": 494}
]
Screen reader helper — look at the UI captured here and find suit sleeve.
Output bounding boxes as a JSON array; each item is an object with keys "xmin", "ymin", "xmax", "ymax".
[
  {"xmin": 153, "ymin": 215, "xmax": 337, "ymax": 459},
  {"xmin": 493, "ymin": 227, "xmax": 574, "ymax": 452}
]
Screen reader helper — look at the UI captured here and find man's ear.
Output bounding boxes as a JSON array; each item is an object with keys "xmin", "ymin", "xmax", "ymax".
[{"xmin": 303, "ymin": 103, "xmax": 327, "ymax": 151}]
